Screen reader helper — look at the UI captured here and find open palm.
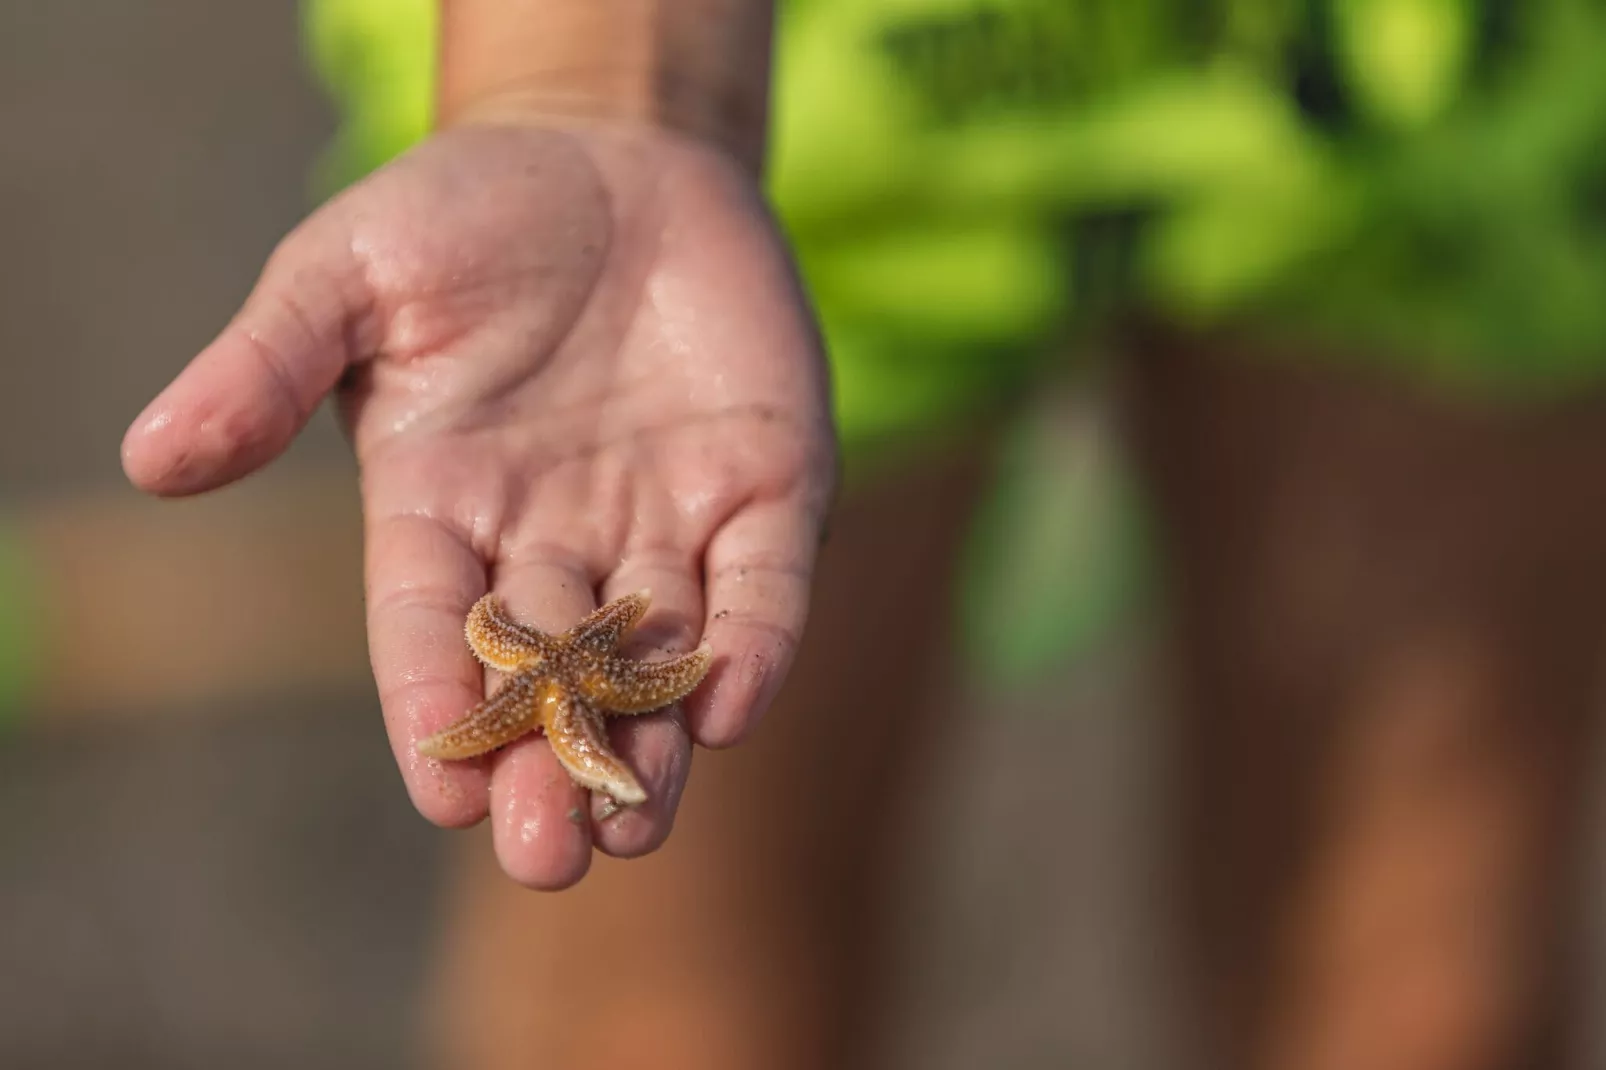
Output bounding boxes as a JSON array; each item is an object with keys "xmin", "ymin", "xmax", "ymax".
[{"xmin": 122, "ymin": 124, "xmax": 837, "ymax": 888}]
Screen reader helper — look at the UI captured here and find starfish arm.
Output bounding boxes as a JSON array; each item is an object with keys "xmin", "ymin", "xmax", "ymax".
[
  {"xmin": 564, "ymin": 589, "xmax": 651, "ymax": 653},
  {"xmin": 580, "ymin": 645, "xmax": 713, "ymax": 715},
  {"xmin": 415, "ymin": 674, "xmax": 543, "ymax": 760},
  {"xmin": 541, "ymin": 689, "xmax": 647, "ymax": 805},
  {"xmin": 466, "ymin": 594, "xmax": 552, "ymax": 671}
]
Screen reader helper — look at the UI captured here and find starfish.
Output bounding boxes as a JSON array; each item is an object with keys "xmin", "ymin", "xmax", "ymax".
[{"xmin": 416, "ymin": 591, "xmax": 712, "ymax": 808}]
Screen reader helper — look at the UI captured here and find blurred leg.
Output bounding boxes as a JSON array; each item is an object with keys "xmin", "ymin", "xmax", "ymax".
[
  {"xmin": 422, "ymin": 437, "xmax": 992, "ymax": 1070},
  {"xmin": 1125, "ymin": 336, "xmax": 1606, "ymax": 1070}
]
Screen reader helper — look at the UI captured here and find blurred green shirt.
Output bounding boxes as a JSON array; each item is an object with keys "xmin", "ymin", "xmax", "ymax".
[{"xmin": 304, "ymin": 0, "xmax": 1606, "ymax": 456}]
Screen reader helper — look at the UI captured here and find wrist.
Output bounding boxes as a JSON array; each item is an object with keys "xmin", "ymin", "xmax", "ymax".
[{"xmin": 436, "ymin": 0, "xmax": 775, "ymax": 172}]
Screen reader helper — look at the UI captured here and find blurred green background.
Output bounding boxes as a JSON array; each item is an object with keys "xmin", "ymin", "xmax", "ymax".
[{"xmin": 305, "ymin": 0, "xmax": 1606, "ymax": 688}]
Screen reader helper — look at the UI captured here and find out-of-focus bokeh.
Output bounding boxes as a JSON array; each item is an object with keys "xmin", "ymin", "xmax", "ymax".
[
  {"xmin": 7, "ymin": 1, "xmax": 1606, "ymax": 1068},
  {"xmin": 0, "ymin": 4, "xmax": 442, "ymax": 1067}
]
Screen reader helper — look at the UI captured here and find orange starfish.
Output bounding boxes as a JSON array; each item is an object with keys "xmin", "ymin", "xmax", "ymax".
[{"xmin": 416, "ymin": 591, "xmax": 712, "ymax": 808}]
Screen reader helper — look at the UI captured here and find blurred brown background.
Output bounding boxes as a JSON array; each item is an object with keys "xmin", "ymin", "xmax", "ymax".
[
  {"xmin": 0, "ymin": 4, "xmax": 442, "ymax": 1068},
  {"xmin": 0, "ymin": 4, "xmax": 1171, "ymax": 1067},
  {"xmin": 7, "ymin": 3, "xmax": 1606, "ymax": 1069}
]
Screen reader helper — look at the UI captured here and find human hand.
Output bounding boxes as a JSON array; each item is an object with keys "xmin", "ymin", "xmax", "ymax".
[{"xmin": 122, "ymin": 121, "xmax": 836, "ymax": 888}]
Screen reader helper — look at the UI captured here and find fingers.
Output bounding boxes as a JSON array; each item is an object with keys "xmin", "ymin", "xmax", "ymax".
[
  {"xmin": 589, "ymin": 552, "xmax": 704, "ymax": 859},
  {"xmin": 370, "ymin": 515, "xmax": 707, "ymax": 885},
  {"xmin": 365, "ymin": 510, "xmax": 493, "ymax": 829},
  {"xmin": 121, "ymin": 214, "xmax": 365, "ymax": 496},
  {"xmin": 485, "ymin": 551, "xmax": 598, "ymax": 890},
  {"xmin": 692, "ymin": 496, "xmax": 820, "ymax": 749}
]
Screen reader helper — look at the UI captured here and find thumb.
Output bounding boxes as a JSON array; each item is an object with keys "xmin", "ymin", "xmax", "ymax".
[{"xmin": 122, "ymin": 213, "xmax": 368, "ymax": 497}]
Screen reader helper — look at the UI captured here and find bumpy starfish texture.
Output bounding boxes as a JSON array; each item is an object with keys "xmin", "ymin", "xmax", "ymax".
[{"xmin": 415, "ymin": 591, "xmax": 712, "ymax": 807}]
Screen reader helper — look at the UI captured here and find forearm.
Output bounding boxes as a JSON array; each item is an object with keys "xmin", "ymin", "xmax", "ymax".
[{"xmin": 437, "ymin": 0, "xmax": 776, "ymax": 170}]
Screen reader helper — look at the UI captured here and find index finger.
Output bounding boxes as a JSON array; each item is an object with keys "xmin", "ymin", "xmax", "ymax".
[{"xmin": 365, "ymin": 508, "xmax": 492, "ymax": 828}]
